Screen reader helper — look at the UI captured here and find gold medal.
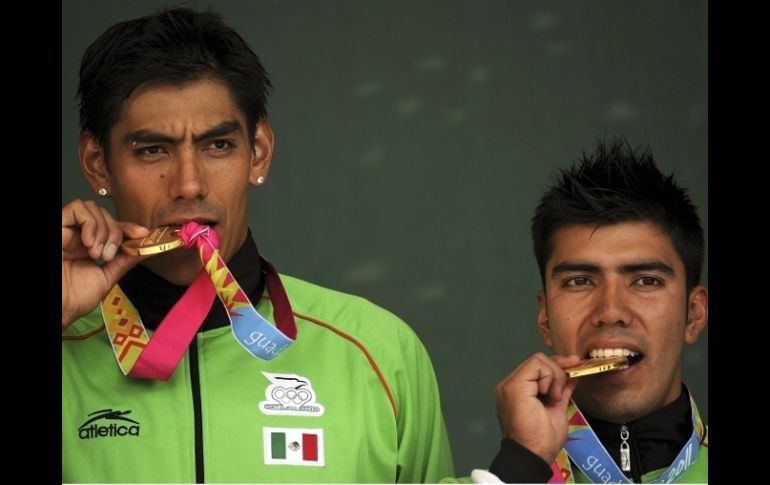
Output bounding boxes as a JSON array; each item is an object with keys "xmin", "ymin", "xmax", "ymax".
[
  {"xmin": 120, "ymin": 225, "xmax": 184, "ymax": 256},
  {"xmin": 565, "ymin": 355, "xmax": 629, "ymax": 378}
]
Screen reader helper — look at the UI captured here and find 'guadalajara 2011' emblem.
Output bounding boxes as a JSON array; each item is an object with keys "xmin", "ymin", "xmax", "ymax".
[{"xmin": 259, "ymin": 372, "xmax": 325, "ymax": 416}]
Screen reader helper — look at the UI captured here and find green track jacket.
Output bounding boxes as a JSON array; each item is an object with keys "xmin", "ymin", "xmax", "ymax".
[{"xmin": 63, "ymin": 273, "xmax": 455, "ymax": 483}]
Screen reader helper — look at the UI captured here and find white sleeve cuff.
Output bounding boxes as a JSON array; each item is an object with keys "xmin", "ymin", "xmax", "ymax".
[{"xmin": 470, "ymin": 469, "xmax": 504, "ymax": 484}]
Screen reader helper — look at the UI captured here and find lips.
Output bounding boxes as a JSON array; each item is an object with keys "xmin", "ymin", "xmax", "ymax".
[{"xmin": 161, "ymin": 217, "xmax": 218, "ymax": 228}]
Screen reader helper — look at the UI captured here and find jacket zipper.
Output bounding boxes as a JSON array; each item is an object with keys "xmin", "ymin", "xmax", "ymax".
[
  {"xmin": 190, "ymin": 338, "xmax": 205, "ymax": 483},
  {"xmin": 620, "ymin": 424, "xmax": 631, "ymax": 472}
]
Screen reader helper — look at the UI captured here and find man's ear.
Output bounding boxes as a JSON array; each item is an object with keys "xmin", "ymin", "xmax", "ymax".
[
  {"xmin": 249, "ymin": 118, "xmax": 274, "ymax": 186},
  {"xmin": 536, "ymin": 290, "xmax": 553, "ymax": 348},
  {"xmin": 78, "ymin": 132, "xmax": 110, "ymax": 196},
  {"xmin": 684, "ymin": 285, "xmax": 708, "ymax": 344}
]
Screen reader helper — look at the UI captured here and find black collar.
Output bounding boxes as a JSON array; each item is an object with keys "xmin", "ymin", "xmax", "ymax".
[
  {"xmin": 119, "ymin": 230, "xmax": 265, "ymax": 332},
  {"xmin": 584, "ymin": 385, "xmax": 692, "ymax": 482}
]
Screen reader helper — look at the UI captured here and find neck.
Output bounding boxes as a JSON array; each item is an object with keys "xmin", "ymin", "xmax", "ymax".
[{"xmin": 580, "ymin": 386, "xmax": 694, "ymax": 480}]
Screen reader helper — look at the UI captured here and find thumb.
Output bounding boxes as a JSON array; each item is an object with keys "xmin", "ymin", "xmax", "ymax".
[{"xmin": 561, "ymin": 378, "xmax": 578, "ymax": 408}]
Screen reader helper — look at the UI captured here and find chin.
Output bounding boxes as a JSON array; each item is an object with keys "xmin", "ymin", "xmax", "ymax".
[{"xmin": 575, "ymin": 386, "xmax": 652, "ymax": 423}]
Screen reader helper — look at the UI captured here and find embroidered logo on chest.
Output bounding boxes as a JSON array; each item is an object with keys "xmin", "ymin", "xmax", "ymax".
[{"xmin": 259, "ymin": 372, "xmax": 325, "ymax": 416}]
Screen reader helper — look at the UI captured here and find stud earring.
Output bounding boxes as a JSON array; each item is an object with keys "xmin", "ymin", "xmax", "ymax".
[
  {"xmin": 98, "ymin": 188, "xmax": 108, "ymax": 197},
  {"xmin": 256, "ymin": 176, "xmax": 265, "ymax": 185}
]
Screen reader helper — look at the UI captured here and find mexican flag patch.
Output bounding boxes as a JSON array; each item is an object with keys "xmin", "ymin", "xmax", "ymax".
[{"xmin": 263, "ymin": 427, "xmax": 325, "ymax": 466}]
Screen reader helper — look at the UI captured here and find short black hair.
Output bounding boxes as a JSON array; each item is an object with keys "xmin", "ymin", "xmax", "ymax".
[
  {"xmin": 531, "ymin": 137, "xmax": 705, "ymax": 291},
  {"xmin": 77, "ymin": 7, "xmax": 271, "ymax": 154}
]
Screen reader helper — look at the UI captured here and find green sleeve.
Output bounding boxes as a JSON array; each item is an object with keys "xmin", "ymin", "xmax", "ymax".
[{"xmin": 392, "ymin": 324, "xmax": 456, "ymax": 482}]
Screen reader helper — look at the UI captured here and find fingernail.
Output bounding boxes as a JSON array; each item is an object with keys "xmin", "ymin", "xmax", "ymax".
[{"xmin": 103, "ymin": 243, "xmax": 117, "ymax": 261}]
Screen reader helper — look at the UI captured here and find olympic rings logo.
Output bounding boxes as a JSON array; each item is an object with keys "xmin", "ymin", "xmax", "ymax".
[{"xmin": 271, "ymin": 386, "xmax": 312, "ymax": 406}]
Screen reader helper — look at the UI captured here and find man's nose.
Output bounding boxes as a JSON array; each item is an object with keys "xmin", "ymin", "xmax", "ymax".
[
  {"xmin": 168, "ymin": 149, "xmax": 209, "ymax": 201},
  {"xmin": 590, "ymin": 280, "xmax": 633, "ymax": 328}
]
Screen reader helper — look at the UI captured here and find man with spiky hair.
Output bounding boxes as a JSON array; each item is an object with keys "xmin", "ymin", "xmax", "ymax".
[{"xmin": 479, "ymin": 139, "xmax": 708, "ymax": 483}]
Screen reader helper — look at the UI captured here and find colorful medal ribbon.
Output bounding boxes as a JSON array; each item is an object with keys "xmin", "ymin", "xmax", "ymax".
[
  {"xmin": 101, "ymin": 222, "xmax": 296, "ymax": 381},
  {"xmin": 548, "ymin": 388, "xmax": 706, "ymax": 483}
]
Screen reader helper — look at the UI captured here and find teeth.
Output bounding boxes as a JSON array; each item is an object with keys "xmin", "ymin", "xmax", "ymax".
[{"xmin": 588, "ymin": 348, "xmax": 638, "ymax": 359}]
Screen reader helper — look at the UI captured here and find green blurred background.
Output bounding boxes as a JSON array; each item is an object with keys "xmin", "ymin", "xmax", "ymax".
[{"xmin": 62, "ymin": 0, "xmax": 707, "ymax": 475}]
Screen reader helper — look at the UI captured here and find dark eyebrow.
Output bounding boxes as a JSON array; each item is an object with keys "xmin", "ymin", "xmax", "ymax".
[
  {"xmin": 124, "ymin": 130, "xmax": 176, "ymax": 146},
  {"xmin": 550, "ymin": 261, "xmax": 675, "ymax": 279},
  {"xmin": 124, "ymin": 120, "xmax": 242, "ymax": 146},
  {"xmin": 192, "ymin": 121, "xmax": 241, "ymax": 142},
  {"xmin": 619, "ymin": 261, "xmax": 675, "ymax": 277},
  {"xmin": 550, "ymin": 263, "xmax": 599, "ymax": 278}
]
